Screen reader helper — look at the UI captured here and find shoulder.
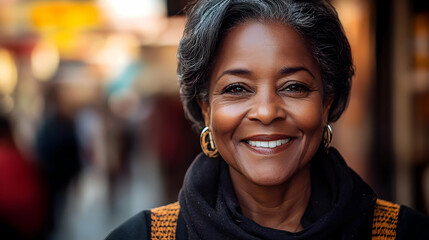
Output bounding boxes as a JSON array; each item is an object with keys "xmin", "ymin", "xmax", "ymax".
[
  {"xmin": 105, "ymin": 210, "xmax": 151, "ymax": 240},
  {"xmin": 150, "ymin": 202, "xmax": 181, "ymax": 238},
  {"xmin": 372, "ymin": 199, "xmax": 429, "ymax": 240},
  {"xmin": 396, "ymin": 205, "xmax": 429, "ymax": 239},
  {"xmin": 105, "ymin": 202, "xmax": 187, "ymax": 240}
]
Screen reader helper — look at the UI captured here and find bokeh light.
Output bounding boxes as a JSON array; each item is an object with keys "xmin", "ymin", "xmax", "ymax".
[
  {"xmin": 31, "ymin": 39, "xmax": 59, "ymax": 82},
  {"xmin": 0, "ymin": 48, "xmax": 17, "ymax": 95}
]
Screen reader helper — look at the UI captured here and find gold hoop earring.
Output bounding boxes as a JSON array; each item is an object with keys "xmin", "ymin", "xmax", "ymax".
[
  {"xmin": 323, "ymin": 124, "xmax": 333, "ymax": 152},
  {"xmin": 200, "ymin": 127, "xmax": 219, "ymax": 158}
]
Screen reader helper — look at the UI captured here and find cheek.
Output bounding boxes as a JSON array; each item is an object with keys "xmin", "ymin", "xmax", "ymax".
[
  {"xmin": 292, "ymin": 99, "xmax": 325, "ymax": 136},
  {"xmin": 209, "ymin": 101, "xmax": 248, "ymax": 155},
  {"xmin": 291, "ymin": 99, "xmax": 326, "ymax": 166},
  {"xmin": 209, "ymin": 101, "xmax": 246, "ymax": 134}
]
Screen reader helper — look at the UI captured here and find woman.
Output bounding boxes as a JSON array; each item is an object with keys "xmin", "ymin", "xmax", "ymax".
[{"xmin": 106, "ymin": 0, "xmax": 429, "ymax": 239}]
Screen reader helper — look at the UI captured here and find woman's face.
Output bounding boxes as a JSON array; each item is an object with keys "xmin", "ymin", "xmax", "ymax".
[{"xmin": 200, "ymin": 21, "xmax": 331, "ymax": 187}]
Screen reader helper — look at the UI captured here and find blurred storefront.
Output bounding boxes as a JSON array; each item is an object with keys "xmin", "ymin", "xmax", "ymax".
[
  {"xmin": 0, "ymin": 0, "xmax": 428, "ymax": 239},
  {"xmin": 0, "ymin": 1, "xmax": 198, "ymax": 239},
  {"xmin": 393, "ymin": 0, "xmax": 429, "ymax": 214}
]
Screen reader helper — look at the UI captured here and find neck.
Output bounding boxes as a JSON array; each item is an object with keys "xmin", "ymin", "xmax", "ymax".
[{"xmin": 230, "ymin": 164, "xmax": 311, "ymax": 232}]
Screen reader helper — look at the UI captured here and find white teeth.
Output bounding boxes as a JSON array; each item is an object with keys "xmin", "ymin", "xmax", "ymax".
[{"xmin": 247, "ymin": 139, "xmax": 291, "ymax": 148}]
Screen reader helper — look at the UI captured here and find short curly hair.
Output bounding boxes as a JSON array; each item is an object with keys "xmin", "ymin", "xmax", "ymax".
[{"xmin": 178, "ymin": 0, "xmax": 354, "ymax": 132}]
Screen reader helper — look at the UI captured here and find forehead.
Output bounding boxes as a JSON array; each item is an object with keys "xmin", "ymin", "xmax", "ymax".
[{"xmin": 212, "ymin": 20, "xmax": 320, "ymax": 80}]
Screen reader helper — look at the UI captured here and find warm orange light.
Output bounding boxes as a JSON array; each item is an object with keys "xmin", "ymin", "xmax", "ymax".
[
  {"xmin": 30, "ymin": 2, "xmax": 101, "ymax": 31},
  {"xmin": 0, "ymin": 48, "xmax": 18, "ymax": 95},
  {"xmin": 29, "ymin": 2, "xmax": 102, "ymax": 55},
  {"xmin": 31, "ymin": 39, "xmax": 60, "ymax": 81},
  {"xmin": 0, "ymin": 48, "xmax": 17, "ymax": 113}
]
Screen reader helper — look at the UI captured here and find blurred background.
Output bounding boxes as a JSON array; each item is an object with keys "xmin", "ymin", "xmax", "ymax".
[{"xmin": 0, "ymin": 0, "xmax": 428, "ymax": 239}]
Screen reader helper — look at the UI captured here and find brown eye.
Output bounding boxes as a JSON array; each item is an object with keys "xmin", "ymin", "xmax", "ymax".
[
  {"xmin": 279, "ymin": 82, "xmax": 312, "ymax": 97},
  {"xmin": 222, "ymin": 83, "xmax": 251, "ymax": 95},
  {"xmin": 285, "ymin": 84, "xmax": 309, "ymax": 93}
]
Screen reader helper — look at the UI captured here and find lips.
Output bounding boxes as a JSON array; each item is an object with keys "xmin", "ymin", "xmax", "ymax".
[
  {"xmin": 243, "ymin": 135, "xmax": 294, "ymax": 153},
  {"xmin": 247, "ymin": 138, "xmax": 291, "ymax": 148}
]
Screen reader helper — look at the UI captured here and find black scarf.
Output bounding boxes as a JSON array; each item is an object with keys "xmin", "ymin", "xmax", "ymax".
[{"xmin": 179, "ymin": 148, "xmax": 376, "ymax": 239}]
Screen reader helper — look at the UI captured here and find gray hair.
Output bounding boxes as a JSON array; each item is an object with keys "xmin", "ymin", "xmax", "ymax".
[{"xmin": 178, "ymin": 0, "xmax": 354, "ymax": 132}]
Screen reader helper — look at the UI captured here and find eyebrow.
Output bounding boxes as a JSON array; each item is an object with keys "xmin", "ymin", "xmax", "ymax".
[
  {"xmin": 217, "ymin": 66, "xmax": 315, "ymax": 81},
  {"xmin": 279, "ymin": 66, "xmax": 315, "ymax": 79},
  {"xmin": 216, "ymin": 69, "xmax": 252, "ymax": 81}
]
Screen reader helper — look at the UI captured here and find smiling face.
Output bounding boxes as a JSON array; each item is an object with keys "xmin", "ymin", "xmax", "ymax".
[{"xmin": 200, "ymin": 21, "xmax": 331, "ymax": 187}]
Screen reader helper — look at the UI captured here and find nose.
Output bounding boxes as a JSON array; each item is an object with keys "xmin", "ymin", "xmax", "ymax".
[{"xmin": 247, "ymin": 90, "xmax": 286, "ymax": 125}]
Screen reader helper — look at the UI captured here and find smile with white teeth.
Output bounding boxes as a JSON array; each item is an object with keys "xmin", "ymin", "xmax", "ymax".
[{"xmin": 247, "ymin": 139, "xmax": 291, "ymax": 148}]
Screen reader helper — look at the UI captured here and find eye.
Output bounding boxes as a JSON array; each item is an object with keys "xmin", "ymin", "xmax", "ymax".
[
  {"xmin": 222, "ymin": 83, "xmax": 251, "ymax": 95},
  {"xmin": 285, "ymin": 83, "xmax": 310, "ymax": 93},
  {"xmin": 280, "ymin": 82, "xmax": 311, "ymax": 97}
]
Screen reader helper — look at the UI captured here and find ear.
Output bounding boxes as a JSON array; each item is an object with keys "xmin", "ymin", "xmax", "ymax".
[{"xmin": 197, "ymin": 97, "xmax": 211, "ymax": 127}]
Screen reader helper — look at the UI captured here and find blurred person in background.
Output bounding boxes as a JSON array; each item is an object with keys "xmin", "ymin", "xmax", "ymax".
[
  {"xmin": 147, "ymin": 96, "xmax": 200, "ymax": 204},
  {"xmin": 0, "ymin": 114, "xmax": 46, "ymax": 240},
  {"xmin": 35, "ymin": 61, "xmax": 87, "ymax": 239},
  {"xmin": 107, "ymin": 0, "xmax": 429, "ymax": 239}
]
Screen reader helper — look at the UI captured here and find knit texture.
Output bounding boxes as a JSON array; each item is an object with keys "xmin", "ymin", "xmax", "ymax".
[
  {"xmin": 151, "ymin": 202, "xmax": 180, "ymax": 240},
  {"xmin": 372, "ymin": 199, "xmax": 400, "ymax": 240}
]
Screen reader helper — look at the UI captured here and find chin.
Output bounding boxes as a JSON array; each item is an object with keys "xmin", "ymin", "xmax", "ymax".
[
  {"xmin": 249, "ymin": 172, "xmax": 292, "ymax": 187},
  {"xmin": 249, "ymin": 162, "xmax": 311, "ymax": 188}
]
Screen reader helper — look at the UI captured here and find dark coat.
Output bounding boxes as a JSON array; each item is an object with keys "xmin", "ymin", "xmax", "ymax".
[{"xmin": 106, "ymin": 149, "xmax": 429, "ymax": 239}]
